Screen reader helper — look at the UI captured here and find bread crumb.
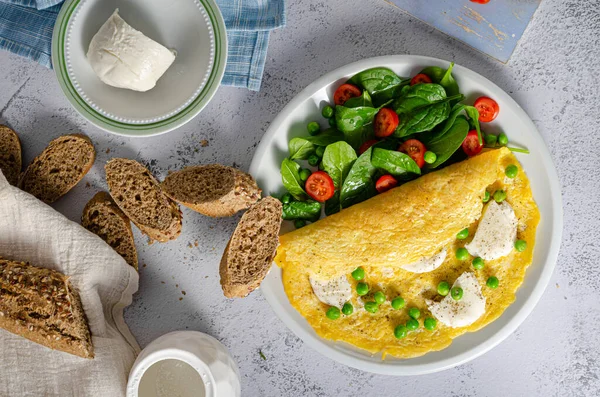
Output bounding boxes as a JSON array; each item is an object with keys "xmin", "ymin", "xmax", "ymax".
[
  {"xmin": 85, "ymin": 182, "xmax": 91, "ymax": 188},
  {"xmin": 142, "ymin": 263, "xmax": 147, "ymax": 268},
  {"xmin": 179, "ymin": 297, "xmax": 183, "ymax": 301},
  {"xmin": 556, "ymin": 283, "xmax": 560, "ymax": 288},
  {"xmin": 194, "ymin": 240, "xmax": 198, "ymax": 247},
  {"xmin": 188, "ymin": 243, "xmax": 193, "ymax": 248},
  {"xmin": 105, "ymin": 148, "xmax": 111, "ymax": 154},
  {"xmin": 200, "ymin": 139, "xmax": 209, "ymax": 147},
  {"xmin": 161, "ymin": 281, "xmax": 165, "ymax": 284},
  {"xmin": 175, "ymin": 284, "xmax": 179, "ymax": 288},
  {"xmin": 147, "ymin": 238, "xmax": 154, "ymax": 245},
  {"xmin": 182, "ymin": 291, "xmax": 186, "ymax": 295}
]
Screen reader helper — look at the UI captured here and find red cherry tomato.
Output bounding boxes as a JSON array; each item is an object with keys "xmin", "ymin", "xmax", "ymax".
[
  {"xmin": 474, "ymin": 96, "xmax": 500, "ymax": 122},
  {"xmin": 359, "ymin": 139, "xmax": 379, "ymax": 155},
  {"xmin": 470, "ymin": 0, "xmax": 490, "ymax": 3},
  {"xmin": 375, "ymin": 175, "xmax": 398, "ymax": 193},
  {"xmin": 305, "ymin": 171, "xmax": 335, "ymax": 202},
  {"xmin": 410, "ymin": 73, "xmax": 433, "ymax": 86},
  {"xmin": 374, "ymin": 108, "xmax": 399, "ymax": 138},
  {"xmin": 333, "ymin": 84, "xmax": 362, "ymax": 106},
  {"xmin": 462, "ymin": 130, "xmax": 483, "ymax": 156},
  {"xmin": 398, "ymin": 139, "xmax": 427, "ymax": 168}
]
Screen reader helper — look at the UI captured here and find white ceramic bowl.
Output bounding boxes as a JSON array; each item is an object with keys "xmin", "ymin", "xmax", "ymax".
[
  {"xmin": 249, "ymin": 55, "xmax": 563, "ymax": 375},
  {"xmin": 52, "ymin": 0, "xmax": 227, "ymax": 136},
  {"xmin": 126, "ymin": 331, "xmax": 240, "ymax": 397}
]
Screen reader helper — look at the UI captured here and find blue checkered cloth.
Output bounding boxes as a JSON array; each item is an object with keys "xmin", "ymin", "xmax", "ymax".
[{"xmin": 0, "ymin": 0, "xmax": 284, "ymax": 91}]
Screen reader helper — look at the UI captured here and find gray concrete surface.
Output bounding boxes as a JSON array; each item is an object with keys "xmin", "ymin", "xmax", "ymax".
[{"xmin": 1, "ymin": 0, "xmax": 598, "ymax": 395}]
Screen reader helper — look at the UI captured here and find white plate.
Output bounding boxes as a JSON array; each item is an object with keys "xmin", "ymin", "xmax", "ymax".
[
  {"xmin": 249, "ymin": 55, "xmax": 562, "ymax": 375},
  {"xmin": 52, "ymin": 0, "xmax": 227, "ymax": 137}
]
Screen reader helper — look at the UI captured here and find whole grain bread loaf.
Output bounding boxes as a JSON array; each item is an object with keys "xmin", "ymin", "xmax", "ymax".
[
  {"xmin": 82, "ymin": 191, "xmax": 138, "ymax": 270},
  {"xmin": 105, "ymin": 158, "xmax": 182, "ymax": 242},
  {"xmin": 161, "ymin": 164, "xmax": 261, "ymax": 217},
  {"xmin": 0, "ymin": 125, "xmax": 22, "ymax": 186},
  {"xmin": 0, "ymin": 259, "xmax": 94, "ymax": 359},
  {"xmin": 219, "ymin": 197, "xmax": 282, "ymax": 298},
  {"xmin": 19, "ymin": 134, "xmax": 95, "ymax": 203}
]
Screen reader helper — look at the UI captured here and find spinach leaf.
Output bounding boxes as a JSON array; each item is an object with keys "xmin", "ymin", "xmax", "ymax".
[
  {"xmin": 343, "ymin": 124, "xmax": 375, "ymax": 151},
  {"xmin": 340, "ymin": 146, "xmax": 378, "ymax": 209},
  {"xmin": 423, "ymin": 116, "xmax": 470, "ymax": 168},
  {"xmin": 420, "ymin": 103, "xmax": 465, "ymax": 142},
  {"xmin": 281, "ymin": 158, "xmax": 308, "ymax": 200},
  {"xmin": 282, "ymin": 200, "xmax": 321, "ymax": 221},
  {"xmin": 344, "ymin": 90, "xmax": 373, "ymax": 108},
  {"xmin": 289, "ymin": 137, "xmax": 316, "ymax": 160},
  {"xmin": 371, "ymin": 148, "xmax": 421, "ymax": 177},
  {"xmin": 421, "ymin": 62, "xmax": 460, "ymax": 99},
  {"xmin": 463, "ymin": 105, "xmax": 482, "ymax": 144},
  {"xmin": 335, "ymin": 105, "xmax": 379, "ymax": 134},
  {"xmin": 305, "ymin": 128, "xmax": 345, "ymax": 146},
  {"xmin": 321, "ymin": 141, "xmax": 357, "ymax": 215},
  {"xmin": 348, "ymin": 68, "xmax": 410, "ymax": 106}
]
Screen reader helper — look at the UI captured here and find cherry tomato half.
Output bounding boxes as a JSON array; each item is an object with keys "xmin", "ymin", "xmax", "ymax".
[
  {"xmin": 398, "ymin": 139, "xmax": 427, "ymax": 168},
  {"xmin": 462, "ymin": 130, "xmax": 483, "ymax": 156},
  {"xmin": 470, "ymin": 0, "xmax": 490, "ymax": 3},
  {"xmin": 474, "ymin": 96, "xmax": 499, "ymax": 122},
  {"xmin": 334, "ymin": 84, "xmax": 362, "ymax": 106},
  {"xmin": 376, "ymin": 175, "xmax": 398, "ymax": 193},
  {"xmin": 359, "ymin": 139, "xmax": 379, "ymax": 155},
  {"xmin": 374, "ymin": 108, "xmax": 399, "ymax": 138},
  {"xmin": 305, "ymin": 171, "xmax": 335, "ymax": 202},
  {"xmin": 410, "ymin": 73, "xmax": 433, "ymax": 86}
]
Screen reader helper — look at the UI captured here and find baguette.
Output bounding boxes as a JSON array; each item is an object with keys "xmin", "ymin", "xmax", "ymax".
[
  {"xmin": 82, "ymin": 191, "xmax": 138, "ymax": 270},
  {"xmin": 0, "ymin": 125, "xmax": 22, "ymax": 186},
  {"xmin": 219, "ymin": 197, "xmax": 282, "ymax": 298},
  {"xmin": 0, "ymin": 259, "xmax": 94, "ymax": 359},
  {"xmin": 161, "ymin": 164, "xmax": 261, "ymax": 217}
]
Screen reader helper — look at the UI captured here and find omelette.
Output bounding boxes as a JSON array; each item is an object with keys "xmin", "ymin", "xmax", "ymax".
[{"xmin": 274, "ymin": 147, "xmax": 540, "ymax": 359}]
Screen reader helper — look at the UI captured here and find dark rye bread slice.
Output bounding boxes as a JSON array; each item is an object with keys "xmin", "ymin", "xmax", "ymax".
[
  {"xmin": 0, "ymin": 259, "xmax": 94, "ymax": 359},
  {"xmin": 220, "ymin": 197, "xmax": 282, "ymax": 298},
  {"xmin": 105, "ymin": 158, "xmax": 182, "ymax": 242},
  {"xmin": 19, "ymin": 134, "xmax": 95, "ymax": 203},
  {"xmin": 82, "ymin": 191, "xmax": 138, "ymax": 270},
  {"xmin": 0, "ymin": 125, "xmax": 22, "ymax": 186},
  {"xmin": 161, "ymin": 164, "xmax": 261, "ymax": 217}
]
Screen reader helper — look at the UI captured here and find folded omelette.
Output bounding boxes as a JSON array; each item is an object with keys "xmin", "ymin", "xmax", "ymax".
[{"xmin": 274, "ymin": 147, "xmax": 540, "ymax": 359}]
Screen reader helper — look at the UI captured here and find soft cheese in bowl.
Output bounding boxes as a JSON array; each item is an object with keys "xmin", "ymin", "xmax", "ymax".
[{"xmin": 87, "ymin": 9, "xmax": 175, "ymax": 92}]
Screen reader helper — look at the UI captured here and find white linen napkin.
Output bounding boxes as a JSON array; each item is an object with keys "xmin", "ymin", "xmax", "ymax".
[{"xmin": 0, "ymin": 170, "xmax": 140, "ymax": 396}]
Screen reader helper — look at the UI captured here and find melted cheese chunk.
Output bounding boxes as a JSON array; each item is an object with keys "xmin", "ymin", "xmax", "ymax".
[
  {"xmin": 309, "ymin": 274, "xmax": 352, "ymax": 308},
  {"xmin": 465, "ymin": 201, "xmax": 517, "ymax": 261},
  {"xmin": 427, "ymin": 272, "xmax": 486, "ymax": 328},
  {"xmin": 400, "ymin": 249, "xmax": 447, "ymax": 273},
  {"xmin": 87, "ymin": 10, "xmax": 176, "ymax": 92}
]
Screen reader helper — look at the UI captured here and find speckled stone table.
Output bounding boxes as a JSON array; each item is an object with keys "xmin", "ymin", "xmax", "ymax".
[{"xmin": 0, "ymin": 0, "xmax": 598, "ymax": 395}]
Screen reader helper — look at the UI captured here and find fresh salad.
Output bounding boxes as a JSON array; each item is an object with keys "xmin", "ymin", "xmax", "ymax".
[{"xmin": 279, "ymin": 63, "xmax": 528, "ymax": 228}]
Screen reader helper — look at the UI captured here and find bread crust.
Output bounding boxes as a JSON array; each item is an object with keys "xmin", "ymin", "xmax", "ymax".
[{"xmin": 0, "ymin": 125, "xmax": 22, "ymax": 186}]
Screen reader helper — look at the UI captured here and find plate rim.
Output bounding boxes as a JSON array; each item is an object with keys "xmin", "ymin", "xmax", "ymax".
[
  {"xmin": 249, "ymin": 54, "xmax": 563, "ymax": 375},
  {"xmin": 51, "ymin": 0, "xmax": 228, "ymax": 137}
]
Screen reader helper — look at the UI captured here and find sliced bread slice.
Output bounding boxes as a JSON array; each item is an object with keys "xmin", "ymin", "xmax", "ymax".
[
  {"xmin": 219, "ymin": 196, "xmax": 282, "ymax": 298},
  {"xmin": 19, "ymin": 134, "xmax": 95, "ymax": 203},
  {"xmin": 161, "ymin": 164, "xmax": 261, "ymax": 217},
  {"xmin": 0, "ymin": 125, "xmax": 22, "ymax": 186},
  {"xmin": 0, "ymin": 259, "xmax": 94, "ymax": 359},
  {"xmin": 105, "ymin": 158, "xmax": 182, "ymax": 242},
  {"xmin": 82, "ymin": 191, "xmax": 138, "ymax": 270}
]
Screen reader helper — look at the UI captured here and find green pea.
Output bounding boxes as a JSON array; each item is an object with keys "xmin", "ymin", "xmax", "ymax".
[
  {"xmin": 408, "ymin": 307, "xmax": 421, "ymax": 320},
  {"xmin": 299, "ymin": 168, "xmax": 311, "ymax": 183},
  {"xmin": 456, "ymin": 228, "xmax": 469, "ymax": 240},
  {"xmin": 315, "ymin": 146, "xmax": 325, "ymax": 158},
  {"xmin": 391, "ymin": 297, "xmax": 405, "ymax": 310},
  {"xmin": 374, "ymin": 291, "xmax": 386, "ymax": 304},
  {"xmin": 364, "ymin": 301, "xmax": 379, "ymax": 313},
  {"xmin": 307, "ymin": 121, "xmax": 320, "ymax": 136},
  {"xmin": 326, "ymin": 306, "xmax": 340, "ymax": 320},
  {"xmin": 498, "ymin": 132, "xmax": 508, "ymax": 146},
  {"xmin": 484, "ymin": 134, "xmax": 497, "ymax": 146},
  {"xmin": 351, "ymin": 267, "xmax": 365, "ymax": 281},
  {"xmin": 322, "ymin": 105, "xmax": 334, "ymax": 119},
  {"xmin": 424, "ymin": 151, "xmax": 437, "ymax": 164},
  {"xmin": 487, "ymin": 276, "xmax": 499, "ymax": 289},
  {"xmin": 455, "ymin": 247, "xmax": 470, "ymax": 261},
  {"xmin": 451, "ymin": 287, "xmax": 463, "ymax": 301},
  {"xmin": 505, "ymin": 164, "xmax": 518, "ymax": 179},
  {"xmin": 342, "ymin": 302, "xmax": 353, "ymax": 315},
  {"xmin": 294, "ymin": 219, "xmax": 306, "ymax": 229},
  {"xmin": 437, "ymin": 281, "xmax": 450, "ymax": 296},
  {"xmin": 394, "ymin": 324, "xmax": 408, "ymax": 339},
  {"xmin": 328, "ymin": 117, "xmax": 336, "ymax": 128},
  {"xmin": 281, "ymin": 193, "xmax": 292, "ymax": 204},
  {"xmin": 356, "ymin": 282, "xmax": 369, "ymax": 296},
  {"xmin": 483, "ymin": 191, "xmax": 491, "ymax": 203},
  {"xmin": 515, "ymin": 239, "xmax": 527, "ymax": 252},
  {"xmin": 493, "ymin": 190, "xmax": 507, "ymax": 203},
  {"xmin": 472, "ymin": 257, "xmax": 485, "ymax": 270},
  {"xmin": 424, "ymin": 317, "xmax": 437, "ymax": 331},
  {"xmin": 308, "ymin": 154, "xmax": 320, "ymax": 167},
  {"xmin": 406, "ymin": 318, "xmax": 419, "ymax": 330}
]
